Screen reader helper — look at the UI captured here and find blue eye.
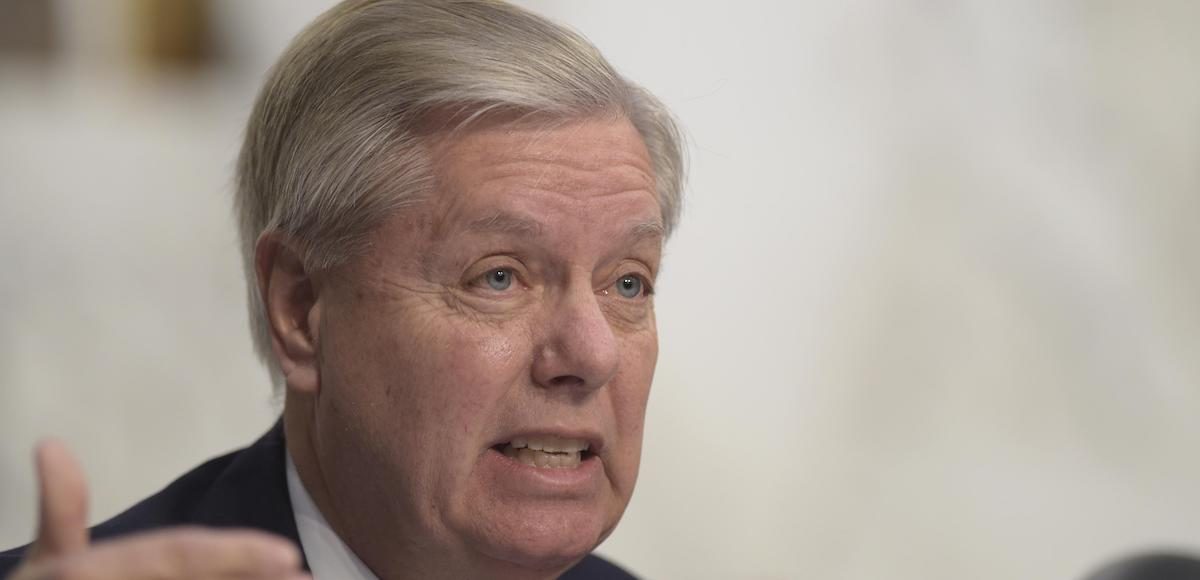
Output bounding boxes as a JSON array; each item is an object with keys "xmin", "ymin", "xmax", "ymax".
[
  {"xmin": 485, "ymin": 268, "xmax": 512, "ymax": 291},
  {"xmin": 615, "ymin": 275, "xmax": 643, "ymax": 298}
]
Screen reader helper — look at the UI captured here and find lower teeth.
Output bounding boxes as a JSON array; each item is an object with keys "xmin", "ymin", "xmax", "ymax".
[{"xmin": 502, "ymin": 445, "xmax": 582, "ymax": 469}]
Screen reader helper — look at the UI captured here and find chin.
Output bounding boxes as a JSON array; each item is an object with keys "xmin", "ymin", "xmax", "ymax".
[{"xmin": 466, "ymin": 503, "xmax": 615, "ymax": 574}]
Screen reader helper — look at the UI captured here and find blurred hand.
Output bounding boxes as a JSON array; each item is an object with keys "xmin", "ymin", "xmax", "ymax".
[{"xmin": 6, "ymin": 440, "xmax": 308, "ymax": 580}]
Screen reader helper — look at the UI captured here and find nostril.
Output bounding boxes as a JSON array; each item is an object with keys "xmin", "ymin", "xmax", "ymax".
[{"xmin": 548, "ymin": 375, "xmax": 585, "ymax": 388}]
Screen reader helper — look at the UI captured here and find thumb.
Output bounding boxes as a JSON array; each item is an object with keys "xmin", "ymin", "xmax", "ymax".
[{"xmin": 26, "ymin": 439, "xmax": 89, "ymax": 561}]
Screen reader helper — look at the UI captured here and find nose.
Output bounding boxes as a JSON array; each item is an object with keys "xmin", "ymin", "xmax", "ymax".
[{"xmin": 531, "ymin": 285, "xmax": 620, "ymax": 394}]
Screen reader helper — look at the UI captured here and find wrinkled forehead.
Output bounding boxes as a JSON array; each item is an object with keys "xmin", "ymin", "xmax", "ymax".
[{"xmin": 422, "ymin": 115, "xmax": 661, "ymax": 240}]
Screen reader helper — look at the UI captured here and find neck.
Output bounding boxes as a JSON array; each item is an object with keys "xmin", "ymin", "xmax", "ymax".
[{"xmin": 283, "ymin": 393, "xmax": 350, "ymax": 547}]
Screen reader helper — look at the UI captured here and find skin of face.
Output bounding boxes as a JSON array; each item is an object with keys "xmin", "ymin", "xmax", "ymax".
[{"xmin": 274, "ymin": 115, "xmax": 664, "ymax": 579}]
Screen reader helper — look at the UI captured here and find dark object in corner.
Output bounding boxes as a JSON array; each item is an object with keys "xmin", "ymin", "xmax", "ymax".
[
  {"xmin": 0, "ymin": 0, "xmax": 56, "ymax": 60},
  {"xmin": 1084, "ymin": 553, "xmax": 1200, "ymax": 580}
]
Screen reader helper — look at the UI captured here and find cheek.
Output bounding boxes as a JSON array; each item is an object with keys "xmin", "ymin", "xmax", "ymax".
[
  {"xmin": 610, "ymin": 329, "xmax": 658, "ymax": 474},
  {"xmin": 435, "ymin": 327, "xmax": 527, "ymax": 437},
  {"xmin": 319, "ymin": 300, "xmax": 530, "ymax": 446},
  {"xmin": 620, "ymin": 327, "xmax": 658, "ymax": 407}
]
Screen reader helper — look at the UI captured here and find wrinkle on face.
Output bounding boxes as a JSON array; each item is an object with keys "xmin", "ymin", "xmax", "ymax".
[
  {"xmin": 427, "ymin": 118, "xmax": 656, "ymax": 241},
  {"xmin": 308, "ymin": 115, "xmax": 664, "ymax": 577}
]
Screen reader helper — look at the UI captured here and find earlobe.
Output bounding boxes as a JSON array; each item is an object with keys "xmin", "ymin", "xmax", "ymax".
[{"xmin": 255, "ymin": 233, "xmax": 321, "ymax": 394}]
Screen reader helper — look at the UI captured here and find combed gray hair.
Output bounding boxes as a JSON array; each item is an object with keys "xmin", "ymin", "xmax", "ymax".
[{"xmin": 235, "ymin": 0, "xmax": 685, "ymax": 387}]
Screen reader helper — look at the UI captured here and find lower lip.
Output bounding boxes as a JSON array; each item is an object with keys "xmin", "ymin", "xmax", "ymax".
[{"xmin": 480, "ymin": 448, "xmax": 604, "ymax": 498}]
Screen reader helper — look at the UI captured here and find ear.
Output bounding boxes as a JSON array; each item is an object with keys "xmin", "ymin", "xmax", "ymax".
[{"xmin": 255, "ymin": 233, "xmax": 321, "ymax": 394}]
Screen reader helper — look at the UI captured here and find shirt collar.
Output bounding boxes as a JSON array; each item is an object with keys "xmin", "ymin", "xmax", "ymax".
[{"xmin": 286, "ymin": 453, "xmax": 380, "ymax": 580}]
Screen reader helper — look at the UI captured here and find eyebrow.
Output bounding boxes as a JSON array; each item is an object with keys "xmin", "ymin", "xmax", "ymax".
[
  {"xmin": 463, "ymin": 212, "xmax": 665, "ymax": 243},
  {"xmin": 627, "ymin": 220, "xmax": 666, "ymax": 242},
  {"xmin": 465, "ymin": 212, "xmax": 543, "ymax": 237}
]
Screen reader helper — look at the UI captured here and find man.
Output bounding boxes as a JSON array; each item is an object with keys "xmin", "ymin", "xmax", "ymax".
[{"xmin": 0, "ymin": 0, "xmax": 684, "ymax": 578}]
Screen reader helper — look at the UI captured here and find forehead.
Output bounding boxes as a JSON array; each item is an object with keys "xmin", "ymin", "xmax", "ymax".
[{"xmin": 424, "ymin": 116, "xmax": 661, "ymax": 236}]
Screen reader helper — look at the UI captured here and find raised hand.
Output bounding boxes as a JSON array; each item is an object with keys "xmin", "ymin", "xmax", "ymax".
[{"xmin": 6, "ymin": 440, "xmax": 309, "ymax": 580}]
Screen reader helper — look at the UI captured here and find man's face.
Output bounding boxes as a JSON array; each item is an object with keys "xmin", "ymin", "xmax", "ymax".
[{"xmin": 310, "ymin": 116, "xmax": 662, "ymax": 574}]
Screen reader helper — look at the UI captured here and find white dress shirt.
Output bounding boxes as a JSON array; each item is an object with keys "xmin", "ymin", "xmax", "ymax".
[{"xmin": 286, "ymin": 454, "xmax": 380, "ymax": 580}]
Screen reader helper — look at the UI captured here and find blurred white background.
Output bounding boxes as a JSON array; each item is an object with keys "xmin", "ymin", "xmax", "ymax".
[{"xmin": 1, "ymin": 1, "xmax": 1198, "ymax": 579}]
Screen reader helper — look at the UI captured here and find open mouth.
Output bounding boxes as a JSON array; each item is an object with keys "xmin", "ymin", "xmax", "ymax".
[{"xmin": 492, "ymin": 435, "xmax": 596, "ymax": 469}]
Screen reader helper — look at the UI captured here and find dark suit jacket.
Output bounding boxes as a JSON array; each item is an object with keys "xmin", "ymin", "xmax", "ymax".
[
  {"xmin": 1083, "ymin": 553, "xmax": 1200, "ymax": 580},
  {"xmin": 0, "ymin": 422, "xmax": 636, "ymax": 579}
]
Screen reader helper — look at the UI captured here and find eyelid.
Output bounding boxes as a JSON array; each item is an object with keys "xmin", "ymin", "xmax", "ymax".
[
  {"xmin": 465, "ymin": 258, "xmax": 528, "ymax": 291},
  {"xmin": 607, "ymin": 270, "xmax": 655, "ymax": 298},
  {"xmin": 628, "ymin": 272, "xmax": 655, "ymax": 295}
]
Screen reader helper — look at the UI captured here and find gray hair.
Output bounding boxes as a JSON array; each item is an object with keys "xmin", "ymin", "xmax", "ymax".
[{"xmin": 235, "ymin": 0, "xmax": 685, "ymax": 387}]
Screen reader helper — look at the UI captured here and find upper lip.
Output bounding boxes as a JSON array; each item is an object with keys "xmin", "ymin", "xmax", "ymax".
[{"xmin": 490, "ymin": 429, "xmax": 605, "ymax": 455}]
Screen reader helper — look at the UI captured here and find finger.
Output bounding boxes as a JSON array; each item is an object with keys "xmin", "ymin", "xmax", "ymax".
[
  {"xmin": 53, "ymin": 528, "xmax": 305, "ymax": 579},
  {"xmin": 27, "ymin": 439, "xmax": 89, "ymax": 561}
]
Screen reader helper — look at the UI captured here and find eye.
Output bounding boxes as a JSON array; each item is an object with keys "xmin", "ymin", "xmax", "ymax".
[
  {"xmin": 484, "ymin": 268, "xmax": 513, "ymax": 291},
  {"xmin": 614, "ymin": 274, "xmax": 646, "ymax": 298}
]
